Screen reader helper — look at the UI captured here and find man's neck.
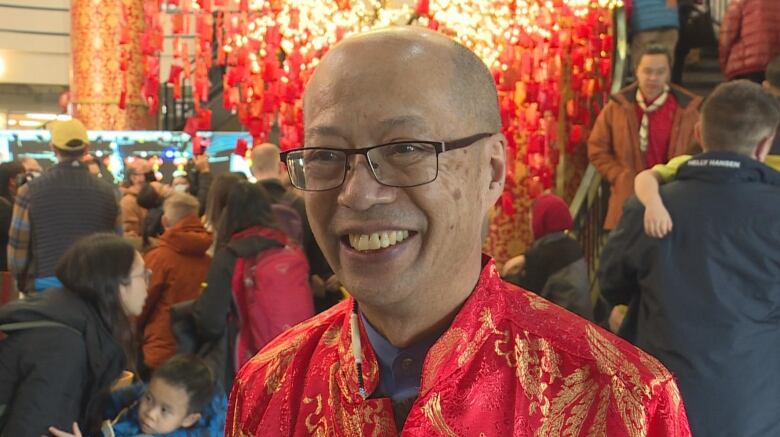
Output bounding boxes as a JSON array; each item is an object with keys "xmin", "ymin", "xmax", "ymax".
[
  {"xmin": 254, "ymin": 171, "xmax": 281, "ymax": 182},
  {"xmin": 641, "ymin": 89, "xmax": 664, "ymax": 103},
  {"xmin": 57, "ymin": 157, "xmax": 83, "ymax": 164},
  {"xmin": 358, "ymin": 257, "xmax": 482, "ymax": 348}
]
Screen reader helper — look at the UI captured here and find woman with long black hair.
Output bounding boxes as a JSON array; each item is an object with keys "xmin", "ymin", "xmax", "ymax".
[
  {"xmin": 0, "ymin": 233, "xmax": 148, "ymax": 436},
  {"xmin": 192, "ymin": 181, "xmax": 313, "ymax": 390}
]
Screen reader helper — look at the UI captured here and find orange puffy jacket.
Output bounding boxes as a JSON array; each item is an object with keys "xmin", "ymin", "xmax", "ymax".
[
  {"xmin": 719, "ymin": 0, "xmax": 780, "ymax": 80},
  {"xmin": 138, "ymin": 213, "xmax": 212, "ymax": 369}
]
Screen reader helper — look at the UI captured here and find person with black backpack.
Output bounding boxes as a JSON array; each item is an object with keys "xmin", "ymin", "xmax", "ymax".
[
  {"xmin": 0, "ymin": 234, "xmax": 148, "ymax": 436},
  {"xmin": 191, "ymin": 181, "xmax": 314, "ymax": 391}
]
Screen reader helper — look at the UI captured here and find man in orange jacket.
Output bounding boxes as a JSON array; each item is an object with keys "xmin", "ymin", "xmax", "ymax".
[
  {"xmin": 588, "ymin": 44, "xmax": 701, "ymax": 229},
  {"xmin": 138, "ymin": 192, "xmax": 212, "ymax": 370}
]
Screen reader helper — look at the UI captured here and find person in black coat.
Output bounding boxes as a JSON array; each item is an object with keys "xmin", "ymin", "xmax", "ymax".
[
  {"xmin": 503, "ymin": 193, "xmax": 593, "ymax": 320},
  {"xmin": 599, "ymin": 81, "xmax": 780, "ymax": 437},
  {"xmin": 192, "ymin": 182, "xmax": 283, "ymax": 391},
  {"xmin": 0, "ymin": 234, "xmax": 148, "ymax": 436},
  {"xmin": 0, "ymin": 161, "xmax": 24, "ymax": 271}
]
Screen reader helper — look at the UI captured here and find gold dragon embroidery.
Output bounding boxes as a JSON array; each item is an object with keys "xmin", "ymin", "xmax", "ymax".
[{"xmin": 422, "ymin": 393, "xmax": 460, "ymax": 437}]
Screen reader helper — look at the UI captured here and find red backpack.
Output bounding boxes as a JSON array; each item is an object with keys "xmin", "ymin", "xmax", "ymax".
[{"xmin": 229, "ymin": 233, "xmax": 314, "ymax": 370}]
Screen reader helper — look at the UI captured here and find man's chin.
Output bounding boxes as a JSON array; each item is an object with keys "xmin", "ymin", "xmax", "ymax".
[{"xmin": 341, "ymin": 277, "xmax": 411, "ymax": 307}]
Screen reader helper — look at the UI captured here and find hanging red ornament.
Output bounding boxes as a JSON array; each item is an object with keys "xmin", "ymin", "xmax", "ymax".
[
  {"xmin": 416, "ymin": 0, "xmax": 430, "ymax": 16},
  {"xmin": 167, "ymin": 64, "xmax": 183, "ymax": 84},
  {"xmin": 118, "ymin": 89, "xmax": 127, "ymax": 110},
  {"xmin": 197, "ymin": 108, "xmax": 212, "ymax": 130},
  {"xmin": 234, "ymin": 138, "xmax": 249, "ymax": 156},
  {"xmin": 184, "ymin": 116, "xmax": 199, "ymax": 137}
]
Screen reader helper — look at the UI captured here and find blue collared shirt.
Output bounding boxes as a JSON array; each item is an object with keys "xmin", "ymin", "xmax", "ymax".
[{"xmin": 361, "ymin": 313, "xmax": 448, "ymax": 402}]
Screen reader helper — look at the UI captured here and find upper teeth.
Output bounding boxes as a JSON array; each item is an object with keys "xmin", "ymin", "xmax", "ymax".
[{"xmin": 348, "ymin": 230, "xmax": 410, "ymax": 252}]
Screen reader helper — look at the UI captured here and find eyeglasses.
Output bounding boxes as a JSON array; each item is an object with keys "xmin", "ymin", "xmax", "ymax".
[
  {"xmin": 279, "ymin": 132, "xmax": 494, "ymax": 191},
  {"xmin": 130, "ymin": 269, "xmax": 152, "ymax": 287}
]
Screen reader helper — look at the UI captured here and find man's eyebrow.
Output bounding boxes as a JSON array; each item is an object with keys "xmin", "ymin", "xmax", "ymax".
[
  {"xmin": 305, "ymin": 125, "xmax": 344, "ymax": 138},
  {"xmin": 377, "ymin": 115, "xmax": 428, "ymax": 131}
]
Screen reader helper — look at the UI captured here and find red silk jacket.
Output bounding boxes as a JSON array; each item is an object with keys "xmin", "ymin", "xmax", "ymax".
[{"xmin": 227, "ymin": 259, "xmax": 691, "ymax": 436}]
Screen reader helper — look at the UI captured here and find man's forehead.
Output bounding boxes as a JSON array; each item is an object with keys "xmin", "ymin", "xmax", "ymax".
[
  {"xmin": 304, "ymin": 31, "xmax": 454, "ymax": 103},
  {"xmin": 639, "ymin": 54, "xmax": 669, "ymax": 68},
  {"xmin": 305, "ymin": 114, "xmax": 431, "ymax": 140}
]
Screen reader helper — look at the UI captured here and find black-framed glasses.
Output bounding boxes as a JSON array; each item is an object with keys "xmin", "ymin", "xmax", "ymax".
[
  {"xmin": 130, "ymin": 269, "xmax": 152, "ymax": 287},
  {"xmin": 280, "ymin": 132, "xmax": 494, "ymax": 191}
]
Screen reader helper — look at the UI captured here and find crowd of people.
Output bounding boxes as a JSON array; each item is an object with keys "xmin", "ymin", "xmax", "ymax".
[
  {"xmin": 0, "ymin": 6, "xmax": 777, "ymax": 436},
  {"xmin": 0, "ymin": 119, "xmax": 339, "ymax": 435}
]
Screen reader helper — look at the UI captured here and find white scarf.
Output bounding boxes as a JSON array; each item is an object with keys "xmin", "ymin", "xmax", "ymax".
[{"xmin": 636, "ymin": 85, "xmax": 670, "ymax": 153}]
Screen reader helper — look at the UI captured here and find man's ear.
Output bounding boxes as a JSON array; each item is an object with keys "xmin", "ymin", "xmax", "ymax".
[
  {"xmin": 754, "ymin": 134, "xmax": 773, "ymax": 162},
  {"xmin": 162, "ymin": 215, "xmax": 171, "ymax": 229},
  {"xmin": 485, "ymin": 133, "xmax": 507, "ymax": 208},
  {"xmin": 181, "ymin": 412, "xmax": 201, "ymax": 428}
]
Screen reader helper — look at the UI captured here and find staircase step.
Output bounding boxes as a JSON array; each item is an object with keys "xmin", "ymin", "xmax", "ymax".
[
  {"xmin": 684, "ymin": 70, "xmax": 725, "ymax": 83},
  {"xmin": 684, "ymin": 59, "xmax": 721, "ymax": 73}
]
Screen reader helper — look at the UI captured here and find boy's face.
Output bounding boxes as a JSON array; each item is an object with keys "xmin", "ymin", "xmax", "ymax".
[{"xmin": 138, "ymin": 377, "xmax": 200, "ymax": 434}]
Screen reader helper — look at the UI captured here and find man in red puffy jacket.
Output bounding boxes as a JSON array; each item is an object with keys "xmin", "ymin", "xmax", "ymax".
[{"xmin": 719, "ymin": 0, "xmax": 780, "ymax": 82}]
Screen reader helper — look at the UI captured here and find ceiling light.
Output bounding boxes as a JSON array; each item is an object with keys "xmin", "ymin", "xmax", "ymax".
[
  {"xmin": 18, "ymin": 120, "xmax": 43, "ymax": 127},
  {"xmin": 7, "ymin": 119, "xmax": 17, "ymax": 126},
  {"xmin": 25, "ymin": 113, "xmax": 58, "ymax": 121}
]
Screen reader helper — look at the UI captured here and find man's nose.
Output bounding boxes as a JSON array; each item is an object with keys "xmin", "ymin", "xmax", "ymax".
[{"xmin": 337, "ymin": 155, "xmax": 395, "ymax": 211}]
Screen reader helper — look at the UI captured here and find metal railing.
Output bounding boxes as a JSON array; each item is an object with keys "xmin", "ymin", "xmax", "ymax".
[
  {"xmin": 568, "ymin": 166, "xmax": 610, "ymax": 290},
  {"xmin": 568, "ymin": 5, "xmax": 627, "ymax": 309}
]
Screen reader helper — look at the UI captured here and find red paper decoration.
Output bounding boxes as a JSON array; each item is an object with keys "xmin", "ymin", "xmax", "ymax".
[
  {"xmin": 234, "ymin": 137, "xmax": 249, "ymax": 156},
  {"xmin": 125, "ymin": 1, "xmax": 616, "ymax": 260}
]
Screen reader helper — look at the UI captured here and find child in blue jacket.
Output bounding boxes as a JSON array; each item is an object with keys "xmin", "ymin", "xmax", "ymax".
[{"xmin": 50, "ymin": 354, "xmax": 227, "ymax": 437}]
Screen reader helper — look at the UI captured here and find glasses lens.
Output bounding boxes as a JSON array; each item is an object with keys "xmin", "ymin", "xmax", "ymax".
[
  {"xmin": 286, "ymin": 149, "xmax": 347, "ymax": 191},
  {"xmin": 367, "ymin": 142, "xmax": 438, "ymax": 187}
]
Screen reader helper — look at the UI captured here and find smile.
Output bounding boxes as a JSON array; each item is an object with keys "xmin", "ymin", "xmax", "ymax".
[{"xmin": 346, "ymin": 230, "xmax": 413, "ymax": 252}]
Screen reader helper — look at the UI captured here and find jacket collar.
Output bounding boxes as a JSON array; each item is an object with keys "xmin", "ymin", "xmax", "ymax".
[
  {"xmin": 677, "ymin": 151, "xmax": 780, "ymax": 186},
  {"xmin": 532, "ymin": 230, "xmax": 570, "ymax": 248},
  {"xmin": 230, "ymin": 226, "xmax": 287, "ymax": 245},
  {"xmin": 157, "ymin": 214, "xmax": 213, "ymax": 255},
  {"xmin": 335, "ymin": 256, "xmax": 506, "ymax": 403}
]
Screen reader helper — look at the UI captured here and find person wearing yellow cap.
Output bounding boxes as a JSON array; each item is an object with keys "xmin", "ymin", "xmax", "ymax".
[{"xmin": 8, "ymin": 118, "xmax": 122, "ymax": 292}]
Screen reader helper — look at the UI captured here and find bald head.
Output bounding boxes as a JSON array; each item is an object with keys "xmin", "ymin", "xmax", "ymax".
[
  {"xmin": 304, "ymin": 27, "xmax": 500, "ymax": 139},
  {"xmin": 251, "ymin": 143, "xmax": 283, "ymax": 180},
  {"xmin": 299, "ymin": 27, "xmax": 508, "ymax": 320}
]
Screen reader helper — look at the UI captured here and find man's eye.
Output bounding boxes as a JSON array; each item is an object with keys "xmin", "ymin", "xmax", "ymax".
[
  {"xmin": 386, "ymin": 143, "xmax": 426, "ymax": 155},
  {"xmin": 307, "ymin": 150, "xmax": 342, "ymax": 162}
]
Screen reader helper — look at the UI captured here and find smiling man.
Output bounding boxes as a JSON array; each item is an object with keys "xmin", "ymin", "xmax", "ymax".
[{"xmin": 227, "ymin": 28, "xmax": 691, "ymax": 436}]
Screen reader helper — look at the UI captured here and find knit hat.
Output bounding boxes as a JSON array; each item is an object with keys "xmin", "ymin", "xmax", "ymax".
[
  {"xmin": 50, "ymin": 119, "xmax": 89, "ymax": 150},
  {"xmin": 531, "ymin": 193, "xmax": 573, "ymax": 240}
]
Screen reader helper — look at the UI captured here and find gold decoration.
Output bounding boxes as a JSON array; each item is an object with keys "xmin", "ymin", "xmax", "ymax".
[{"xmin": 421, "ymin": 393, "xmax": 460, "ymax": 437}]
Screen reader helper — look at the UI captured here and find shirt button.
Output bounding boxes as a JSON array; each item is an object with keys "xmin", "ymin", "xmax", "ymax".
[{"xmin": 401, "ymin": 358, "xmax": 414, "ymax": 372}]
